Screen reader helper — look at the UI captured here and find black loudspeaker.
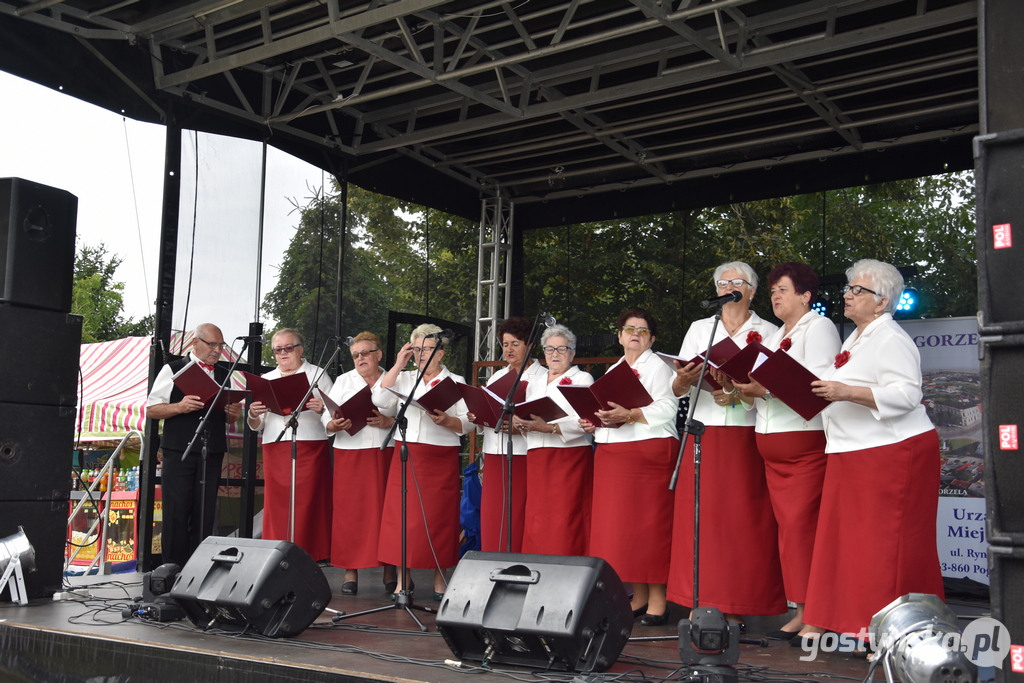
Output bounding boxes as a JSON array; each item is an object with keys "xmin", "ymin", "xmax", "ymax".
[
  {"xmin": 0, "ymin": 402, "xmax": 76, "ymax": 502},
  {"xmin": 988, "ymin": 545, "xmax": 1024, "ymax": 683},
  {"xmin": 0, "ymin": 500, "xmax": 68, "ymax": 599},
  {"xmin": 0, "ymin": 178, "xmax": 78, "ymax": 312},
  {"xmin": 976, "ymin": 129, "xmax": 1024, "ymax": 332},
  {"xmin": 0, "ymin": 306, "xmax": 81, "ymax": 406},
  {"xmin": 435, "ymin": 552, "xmax": 633, "ymax": 673},
  {"xmin": 981, "ymin": 338, "xmax": 1024, "ymax": 543},
  {"xmin": 168, "ymin": 537, "xmax": 331, "ymax": 638}
]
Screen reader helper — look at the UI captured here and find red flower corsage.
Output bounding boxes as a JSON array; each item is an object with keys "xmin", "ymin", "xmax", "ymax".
[
  {"xmin": 834, "ymin": 351, "xmax": 851, "ymax": 368},
  {"xmin": 746, "ymin": 330, "xmax": 762, "ymax": 344},
  {"xmin": 559, "ymin": 376, "xmax": 573, "ymax": 385},
  {"xmin": 779, "ymin": 338, "xmax": 792, "ymax": 352},
  {"xmin": 632, "ymin": 368, "xmax": 640, "ymax": 378},
  {"xmin": 430, "ymin": 379, "xmax": 440, "ymax": 387}
]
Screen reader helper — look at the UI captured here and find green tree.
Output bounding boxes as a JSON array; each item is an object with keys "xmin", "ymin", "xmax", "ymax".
[{"xmin": 73, "ymin": 243, "xmax": 152, "ymax": 343}]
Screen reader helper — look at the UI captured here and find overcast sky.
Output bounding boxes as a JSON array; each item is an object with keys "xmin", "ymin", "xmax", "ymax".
[{"xmin": 0, "ymin": 70, "xmax": 327, "ymax": 340}]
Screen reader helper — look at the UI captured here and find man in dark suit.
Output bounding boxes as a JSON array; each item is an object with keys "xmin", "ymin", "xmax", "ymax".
[{"xmin": 146, "ymin": 323, "xmax": 242, "ymax": 567}]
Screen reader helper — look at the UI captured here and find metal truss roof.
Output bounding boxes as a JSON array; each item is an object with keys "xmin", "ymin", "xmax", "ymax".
[{"xmin": 0, "ymin": 0, "xmax": 978, "ymax": 227}]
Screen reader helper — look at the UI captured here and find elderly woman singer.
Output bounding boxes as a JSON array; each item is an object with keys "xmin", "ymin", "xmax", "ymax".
[
  {"xmin": 373, "ymin": 324, "xmax": 472, "ymax": 600},
  {"xmin": 801, "ymin": 259, "xmax": 943, "ymax": 640},
  {"xmin": 666, "ymin": 261, "xmax": 786, "ymax": 624}
]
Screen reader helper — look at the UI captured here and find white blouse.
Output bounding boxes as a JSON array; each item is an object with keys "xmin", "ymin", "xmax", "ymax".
[
  {"xmin": 678, "ymin": 311, "xmax": 779, "ymax": 427},
  {"xmin": 594, "ymin": 348, "xmax": 679, "ymax": 444},
  {"xmin": 522, "ymin": 365, "xmax": 594, "ymax": 450},
  {"xmin": 322, "ymin": 367, "xmax": 395, "ymax": 450},
  {"xmin": 481, "ymin": 361, "xmax": 549, "ymax": 456},
  {"xmin": 752, "ymin": 311, "xmax": 842, "ymax": 434},
  {"xmin": 819, "ymin": 313, "xmax": 934, "ymax": 453},
  {"xmin": 249, "ymin": 361, "xmax": 333, "ymax": 442},
  {"xmin": 371, "ymin": 366, "xmax": 472, "ymax": 446}
]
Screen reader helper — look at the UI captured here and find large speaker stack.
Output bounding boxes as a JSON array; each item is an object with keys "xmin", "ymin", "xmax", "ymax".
[
  {"xmin": 977, "ymin": 130, "xmax": 1024, "ymax": 682},
  {"xmin": 0, "ymin": 177, "xmax": 80, "ymax": 599}
]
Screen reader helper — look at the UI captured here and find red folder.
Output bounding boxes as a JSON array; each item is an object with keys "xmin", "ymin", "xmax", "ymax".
[
  {"xmin": 458, "ymin": 383, "xmax": 506, "ymax": 428},
  {"xmin": 171, "ymin": 362, "xmax": 249, "ymax": 410},
  {"xmin": 656, "ymin": 337, "xmax": 742, "ymax": 392},
  {"xmin": 243, "ymin": 372, "xmax": 311, "ymax": 416},
  {"xmin": 557, "ymin": 362, "xmax": 653, "ymax": 428},
  {"xmin": 513, "ymin": 396, "xmax": 567, "ymax": 423},
  {"xmin": 486, "ymin": 371, "xmax": 528, "ymax": 405},
  {"xmin": 748, "ymin": 350, "xmax": 830, "ymax": 421},
  {"xmin": 387, "ymin": 376, "xmax": 462, "ymax": 414},
  {"xmin": 320, "ymin": 384, "xmax": 376, "ymax": 435},
  {"xmin": 716, "ymin": 340, "xmax": 772, "ymax": 384}
]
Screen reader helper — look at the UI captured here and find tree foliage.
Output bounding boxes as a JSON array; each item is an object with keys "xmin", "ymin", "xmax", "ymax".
[
  {"xmin": 264, "ymin": 172, "xmax": 977, "ymax": 364},
  {"xmin": 72, "ymin": 243, "xmax": 153, "ymax": 343}
]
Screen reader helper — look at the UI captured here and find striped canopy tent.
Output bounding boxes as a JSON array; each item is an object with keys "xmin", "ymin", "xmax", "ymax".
[{"xmin": 76, "ymin": 332, "xmax": 245, "ymax": 443}]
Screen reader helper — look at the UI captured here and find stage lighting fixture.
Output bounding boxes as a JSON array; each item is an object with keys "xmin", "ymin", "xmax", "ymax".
[
  {"xmin": 896, "ymin": 288, "xmax": 918, "ymax": 314},
  {"xmin": 868, "ymin": 593, "xmax": 975, "ymax": 683},
  {"xmin": 678, "ymin": 607, "xmax": 740, "ymax": 683},
  {"xmin": 812, "ymin": 294, "xmax": 834, "ymax": 318},
  {"xmin": 0, "ymin": 526, "xmax": 36, "ymax": 605}
]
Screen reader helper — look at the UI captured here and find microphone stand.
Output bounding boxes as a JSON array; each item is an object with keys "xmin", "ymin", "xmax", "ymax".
[
  {"xmin": 272, "ymin": 340, "xmax": 346, "ymax": 544},
  {"xmin": 668, "ymin": 307, "xmax": 726, "ymax": 610},
  {"xmin": 493, "ymin": 312, "xmax": 546, "ymax": 552},
  {"xmin": 182, "ymin": 339, "xmax": 253, "ymax": 549},
  {"xmin": 333, "ymin": 339, "xmax": 443, "ymax": 631}
]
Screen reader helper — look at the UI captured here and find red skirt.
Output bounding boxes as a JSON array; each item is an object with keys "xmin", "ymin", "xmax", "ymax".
[
  {"xmin": 521, "ymin": 446, "xmax": 593, "ymax": 557},
  {"xmin": 803, "ymin": 430, "xmax": 944, "ymax": 635},
  {"xmin": 756, "ymin": 430, "xmax": 828, "ymax": 603},
  {"xmin": 377, "ymin": 442, "xmax": 460, "ymax": 569},
  {"xmin": 262, "ymin": 440, "xmax": 333, "ymax": 561},
  {"xmin": 331, "ymin": 446, "xmax": 392, "ymax": 569},
  {"xmin": 666, "ymin": 426, "xmax": 787, "ymax": 615},
  {"xmin": 590, "ymin": 438, "xmax": 678, "ymax": 583},
  {"xmin": 480, "ymin": 452, "xmax": 528, "ymax": 553}
]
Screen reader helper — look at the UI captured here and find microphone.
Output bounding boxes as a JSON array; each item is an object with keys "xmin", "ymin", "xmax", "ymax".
[
  {"xmin": 699, "ymin": 291, "xmax": 742, "ymax": 309},
  {"xmin": 539, "ymin": 311, "xmax": 557, "ymax": 328},
  {"xmin": 236, "ymin": 334, "xmax": 267, "ymax": 343},
  {"xmin": 425, "ymin": 329, "xmax": 454, "ymax": 340},
  {"xmin": 342, "ymin": 336, "xmax": 355, "ymax": 346}
]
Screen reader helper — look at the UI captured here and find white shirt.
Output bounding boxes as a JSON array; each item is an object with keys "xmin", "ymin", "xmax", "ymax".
[
  {"xmin": 523, "ymin": 365, "xmax": 594, "ymax": 450},
  {"xmin": 322, "ymin": 367, "xmax": 395, "ymax": 450},
  {"xmin": 819, "ymin": 313, "xmax": 934, "ymax": 453},
  {"xmin": 481, "ymin": 361, "xmax": 548, "ymax": 455},
  {"xmin": 751, "ymin": 311, "xmax": 842, "ymax": 434},
  {"xmin": 678, "ymin": 311, "xmax": 778, "ymax": 427},
  {"xmin": 147, "ymin": 352, "xmax": 211, "ymax": 406},
  {"xmin": 248, "ymin": 361, "xmax": 333, "ymax": 442},
  {"xmin": 371, "ymin": 366, "xmax": 472, "ymax": 446},
  {"xmin": 594, "ymin": 349, "xmax": 679, "ymax": 443}
]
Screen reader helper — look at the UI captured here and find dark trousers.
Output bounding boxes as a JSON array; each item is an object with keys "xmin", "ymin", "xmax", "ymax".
[{"xmin": 160, "ymin": 447, "xmax": 225, "ymax": 568}]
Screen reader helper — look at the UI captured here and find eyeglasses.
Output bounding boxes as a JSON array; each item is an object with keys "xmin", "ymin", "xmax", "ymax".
[
  {"xmin": 716, "ymin": 278, "xmax": 751, "ymax": 289},
  {"xmin": 272, "ymin": 343, "xmax": 302, "ymax": 355},
  {"xmin": 542, "ymin": 345, "xmax": 573, "ymax": 355},
  {"xmin": 197, "ymin": 337, "xmax": 229, "ymax": 350},
  {"xmin": 842, "ymin": 284, "xmax": 879, "ymax": 296},
  {"xmin": 411, "ymin": 346, "xmax": 438, "ymax": 355},
  {"xmin": 351, "ymin": 348, "xmax": 380, "ymax": 359},
  {"xmin": 620, "ymin": 326, "xmax": 650, "ymax": 337}
]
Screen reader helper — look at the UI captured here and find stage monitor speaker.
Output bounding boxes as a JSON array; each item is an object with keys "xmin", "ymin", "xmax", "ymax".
[
  {"xmin": 435, "ymin": 551, "xmax": 633, "ymax": 673},
  {"xmin": 0, "ymin": 499, "xmax": 67, "ymax": 600},
  {"xmin": 0, "ymin": 306, "xmax": 81, "ymax": 406},
  {"xmin": 988, "ymin": 545, "xmax": 1024, "ymax": 683},
  {"xmin": 168, "ymin": 537, "xmax": 331, "ymax": 638},
  {"xmin": 0, "ymin": 402, "xmax": 75, "ymax": 502},
  {"xmin": 981, "ymin": 337, "xmax": 1024, "ymax": 543},
  {"xmin": 0, "ymin": 177, "xmax": 78, "ymax": 313}
]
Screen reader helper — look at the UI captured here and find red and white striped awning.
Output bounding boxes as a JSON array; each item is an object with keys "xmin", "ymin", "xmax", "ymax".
[{"xmin": 76, "ymin": 334, "xmax": 245, "ymax": 442}]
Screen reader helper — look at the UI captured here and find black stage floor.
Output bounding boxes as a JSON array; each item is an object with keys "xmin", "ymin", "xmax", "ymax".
[{"xmin": 0, "ymin": 565, "xmax": 987, "ymax": 683}]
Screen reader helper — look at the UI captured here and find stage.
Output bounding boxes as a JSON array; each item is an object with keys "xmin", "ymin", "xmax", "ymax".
[{"xmin": 0, "ymin": 565, "xmax": 984, "ymax": 682}]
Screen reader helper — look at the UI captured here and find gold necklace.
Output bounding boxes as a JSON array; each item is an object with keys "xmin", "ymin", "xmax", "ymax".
[{"xmin": 723, "ymin": 311, "xmax": 751, "ymax": 336}]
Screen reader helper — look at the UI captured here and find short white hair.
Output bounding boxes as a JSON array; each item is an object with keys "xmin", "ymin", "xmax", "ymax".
[
  {"xmin": 846, "ymin": 259, "xmax": 904, "ymax": 314},
  {"xmin": 713, "ymin": 261, "xmax": 758, "ymax": 291},
  {"xmin": 541, "ymin": 324, "xmax": 576, "ymax": 348}
]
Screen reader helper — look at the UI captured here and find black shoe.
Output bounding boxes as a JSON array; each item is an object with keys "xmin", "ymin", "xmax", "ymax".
[
  {"xmin": 632, "ymin": 604, "xmax": 648, "ymax": 618},
  {"xmin": 390, "ymin": 579, "xmax": 415, "ymax": 600},
  {"xmin": 791, "ymin": 633, "xmax": 822, "ymax": 648},
  {"xmin": 383, "ymin": 581, "xmax": 397, "ymax": 595},
  {"xmin": 433, "ymin": 591, "xmax": 445, "ymax": 602},
  {"xmin": 765, "ymin": 629, "xmax": 799, "ymax": 641},
  {"xmin": 639, "ymin": 611, "xmax": 670, "ymax": 626},
  {"xmin": 341, "ymin": 581, "xmax": 358, "ymax": 595}
]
